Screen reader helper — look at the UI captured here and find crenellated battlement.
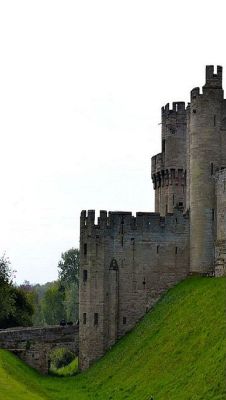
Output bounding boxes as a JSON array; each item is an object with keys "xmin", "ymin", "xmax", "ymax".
[
  {"xmin": 161, "ymin": 102, "xmax": 186, "ymax": 117},
  {"xmin": 80, "ymin": 208, "xmax": 188, "ymax": 233},
  {"xmin": 204, "ymin": 65, "xmax": 222, "ymax": 88},
  {"xmin": 151, "ymin": 167, "xmax": 186, "ymax": 188},
  {"xmin": 190, "ymin": 87, "xmax": 201, "ymax": 100},
  {"xmin": 151, "ymin": 153, "xmax": 163, "ymax": 173}
]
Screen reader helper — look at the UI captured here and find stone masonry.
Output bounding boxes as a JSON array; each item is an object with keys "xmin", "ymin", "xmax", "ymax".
[
  {"xmin": 0, "ymin": 325, "xmax": 78, "ymax": 373},
  {"xmin": 79, "ymin": 66, "xmax": 226, "ymax": 371}
]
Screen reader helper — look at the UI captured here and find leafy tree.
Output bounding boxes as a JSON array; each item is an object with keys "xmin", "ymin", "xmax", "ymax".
[
  {"xmin": 64, "ymin": 282, "xmax": 79, "ymax": 322},
  {"xmin": 0, "ymin": 255, "xmax": 33, "ymax": 329},
  {"xmin": 58, "ymin": 248, "xmax": 79, "ymax": 322},
  {"xmin": 58, "ymin": 248, "xmax": 79, "ymax": 287},
  {"xmin": 41, "ymin": 281, "xmax": 66, "ymax": 325},
  {"xmin": 1, "ymin": 287, "xmax": 34, "ymax": 328},
  {"xmin": 0, "ymin": 254, "xmax": 14, "ymax": 285},
  {"xmin": 0, "ymin": 255, "xmax": 15, "ymax": 326}
]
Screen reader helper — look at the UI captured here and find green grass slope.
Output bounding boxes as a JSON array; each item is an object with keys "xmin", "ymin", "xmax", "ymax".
[{"xmin": 0, "ymin": 277, "xmax": 225, "ymax": 400}]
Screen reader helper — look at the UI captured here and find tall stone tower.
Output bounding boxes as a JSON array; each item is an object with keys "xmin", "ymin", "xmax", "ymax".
[
  {"xmin": 151, "ymin": 102, "xmax": 187, "ymax": 215},
  {"xmin": 189, "ymin": 66, "xmax": 224, "ymax": 274}
]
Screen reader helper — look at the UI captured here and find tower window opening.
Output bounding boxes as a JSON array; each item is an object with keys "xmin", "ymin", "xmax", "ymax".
[
  {"xmin": 162, "ymin": 139, "xmax": 166, "ymax": 153},
  {"xmin": 123, "ymin": 317, "xmax": 127, "ymax": 325},
  {"xmin": 84, "ymin": 243, "xmax": 87, "ymax": 256},
  {"xmin": 83, "ymin": 313, "xmax": 87, "ymax": 325},
  {"xmin": 211, "ymin": 163, "xmax": 214, "ymax": 176},
  {"xmin": 157, "ymin": 245, "xmax": 160, "ymax": 254},
  {"xmin": 175, "ymin": 246, "xmax": 178, "ymax": 255},
  {"xmin": 94, "ymin": 313, "xmax": 99, "ymax": 326},
  {"xmin": 214, "ymin": 115, "xmax": 216, "ymax": 126},
  {"xmin": 83, "ymin": 269, "xmax": 88, "ymax": 283},
  {"xmin": 193, "ymin": 109, "xmax": 196, "ymax": 114},
  {"xmin": 212, "ymin": 209, "xmax": 215, "ymax": 221}
]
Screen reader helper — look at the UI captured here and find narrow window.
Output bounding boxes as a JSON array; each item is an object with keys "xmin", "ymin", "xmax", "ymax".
[
  {"xmin": 165, "ymin": 204, "xmax": 168, "ymax": 214},
  {"xmin": 94, "ymin": 313, "xmax": 99, "ymax": 326},
  {"xmin": 84, "ymin": 243, "xmax": 87, "ymax": 256},
  {"xmin": 83, "ymin": 269, "xmax": 88, "ymax": 283},
  {"xmin": 131, "ymin": 238, "xmax": 135, "ymax": 260},
  {"xmin": 211, "ymin": 163, "xmax": 214, "ymax": 176},
  {"xmin": 162, "ymin": 139, "xmax": 166, "ymax": 153},
  {"xmin": 175, "ymin": 246, "xmax": 178, "ymax": 255},
  {"xmin": 157, "ymin": 245, "xmax": 160, "ymax": 254},
  {"xmin": 96, "ymin": 243, "xmax": 98, "ymax": 256},
  {"xmin": 214, "ymin": 115, "xmax": 216, "ymax": 126},
  {"xmin": 83, "ymin": 313, "xmax": 87, "ymax": 325},
  {"xmin": 212, "ymin": 209, "xmax": 215, "ymax": 221},
  {"xmin": 123, "ymin": 317, "xmax": 127, "ymax": 325},
  {"xmin": 178, "ymin": 202, "xmax": 183, "ymax": 207},
  {"xmin": 193, "ymin": 109, "xmax": 196, "ymax": 114},
  {"xmin": 173, "ymin": 194, "xmax": 175, "ymax": 205}
]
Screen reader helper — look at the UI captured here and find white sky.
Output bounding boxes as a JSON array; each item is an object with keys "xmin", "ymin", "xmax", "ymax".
[{"xmin": 0, "ymin": 0, "xmax": 226, "ymax": 283}]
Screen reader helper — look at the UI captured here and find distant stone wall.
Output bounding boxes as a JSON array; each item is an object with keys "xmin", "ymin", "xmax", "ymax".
[
  {"xmin": 79, "ymin": 208, "xmax": 189, "ymax": 370},
  {"xmin": 0, "ymin": 325, "xmax": 79, "ymax": 373}
]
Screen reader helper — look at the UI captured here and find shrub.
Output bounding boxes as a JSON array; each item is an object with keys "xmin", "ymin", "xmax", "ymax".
[{"xmin": 50, "ymin": 348, "xmax": 74, "ymax": 369}]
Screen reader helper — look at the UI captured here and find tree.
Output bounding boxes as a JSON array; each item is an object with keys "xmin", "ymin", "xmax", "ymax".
[
  {"xmin": 0, "ymin": 255, "xmax": 15, "ymax": 326},
  {"xmin": 58, "ymin": 248, "xmax": 80, "ymax": 321},
  {"xmin": 0, "ymin": 255, "xmax": 33, "ymax": 329},
  {"xmin": 58, "ymin": 248, "xmax": 79, "ymax": 287},
  {"xmin": 41, "ymin": 281, "xmax": 66, "ymax": 325},
  {"xmin": 0, "ymin": 254, "xmax": 14, "ymax": 285},
  {"xmin": 1, "ymin": 287, "xmax": 34, "ymax": 328}
]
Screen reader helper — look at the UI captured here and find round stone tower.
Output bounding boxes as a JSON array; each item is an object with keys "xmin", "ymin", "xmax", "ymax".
[
  {"xmin": 189, "ymin": 65, "xmax": 224, "ymax": 273},
  {"xmin": 151, "ymin": 102, "xmax": 187, "ymax": 215}
]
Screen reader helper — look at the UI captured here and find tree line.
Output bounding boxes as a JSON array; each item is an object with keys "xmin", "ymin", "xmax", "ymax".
[{"xmin": 0, "ymin": 248, "xmax": 79, "ymax": 329}]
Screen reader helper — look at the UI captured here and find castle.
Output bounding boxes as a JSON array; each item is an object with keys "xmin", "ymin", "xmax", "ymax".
[{"xmin": 79, "ymin": 66, "xmax": 226, "ymax": 371}]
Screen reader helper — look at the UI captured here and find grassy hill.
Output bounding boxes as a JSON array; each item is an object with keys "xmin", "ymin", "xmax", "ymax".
[{"xmin": 0, "ymin": 277, "xmax": 225, "ymax": 400}]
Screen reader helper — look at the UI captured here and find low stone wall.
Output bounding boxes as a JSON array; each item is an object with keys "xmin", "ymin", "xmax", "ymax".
[{"xmin": 0, "ymin": 325, "xmax": 79, "ymax": 373}]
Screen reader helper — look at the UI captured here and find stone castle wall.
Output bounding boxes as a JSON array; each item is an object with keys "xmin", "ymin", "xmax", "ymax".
[
  {"xmin": 215, "ymin": 170, "xmax": 226, "ymax": 277},
  {"xmin": 79, "ymin": 209, "xmax": 189, "ymax": 370}
]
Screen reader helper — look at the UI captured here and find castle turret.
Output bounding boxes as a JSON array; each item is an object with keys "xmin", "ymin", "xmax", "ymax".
[
  {"xmin": 151, "ymin": 102, "xmax": 187, "ymax": 215},
  {"xmin": 189, "ymin": 66, "xmax": 224, "ymax": 274}
]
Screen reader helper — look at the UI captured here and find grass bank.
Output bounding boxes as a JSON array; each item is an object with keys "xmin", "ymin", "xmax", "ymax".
[{"xmin": 0, "ymin": 277, "xmax": 225, "ymax": 400}]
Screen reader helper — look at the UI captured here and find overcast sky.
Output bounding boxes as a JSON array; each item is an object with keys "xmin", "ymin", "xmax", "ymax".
[{"xmin": 1, "ymin": 0, "xmax": 226, "ymax": 283}]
